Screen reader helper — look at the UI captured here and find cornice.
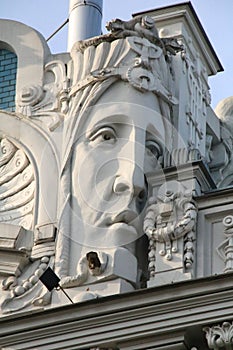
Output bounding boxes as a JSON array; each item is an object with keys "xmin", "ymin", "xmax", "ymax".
[
  {"xmin": 1, "ymin": 273, "xmax": 233, "ymax": 349},
  {"xmin": 134, "ymin": 2, "xmax": 223, "ymax": 76}
]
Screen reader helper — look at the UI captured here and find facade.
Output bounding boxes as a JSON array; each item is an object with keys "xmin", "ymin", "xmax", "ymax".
[{"xmin": 0, "ymin": 2, "xmax": 233, "ymax": 349}]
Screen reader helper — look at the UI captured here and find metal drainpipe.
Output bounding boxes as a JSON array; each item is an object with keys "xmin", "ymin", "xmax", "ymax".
[{"xmin": 67, "ymin": 0, "xmax": 103, "ymax": 51}]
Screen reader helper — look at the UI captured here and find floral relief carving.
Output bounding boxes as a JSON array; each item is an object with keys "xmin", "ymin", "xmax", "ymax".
[{"xmin": 204, "ymin": 321, "xmax": 233, "ymax": 349}]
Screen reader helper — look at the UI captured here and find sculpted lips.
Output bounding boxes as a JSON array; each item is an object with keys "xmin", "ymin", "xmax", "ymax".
[{"xmin": 108, "ymin": 210, "xmax": 139, "ymax": 233}]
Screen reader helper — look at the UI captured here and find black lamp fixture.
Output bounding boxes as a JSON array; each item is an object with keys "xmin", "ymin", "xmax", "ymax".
[{"xmin": 39, "ymin": 267, "xmax": 74, "ymax": 304}]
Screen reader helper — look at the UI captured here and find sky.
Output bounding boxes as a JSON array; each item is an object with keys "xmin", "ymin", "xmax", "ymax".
[{"xmin": 1, "ymin": 0, "xmax": 233, "ymax": 109}]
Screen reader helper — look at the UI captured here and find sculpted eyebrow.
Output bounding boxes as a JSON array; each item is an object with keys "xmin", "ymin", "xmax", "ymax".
[{"xmin": 86, "ymin": 125, "xmax": 115, "ymax": 139}]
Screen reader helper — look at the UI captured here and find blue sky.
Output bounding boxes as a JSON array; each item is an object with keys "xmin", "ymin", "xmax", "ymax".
[{"xmin": 1, "ymin": 0, "xmax": 233, "ymax": 109}]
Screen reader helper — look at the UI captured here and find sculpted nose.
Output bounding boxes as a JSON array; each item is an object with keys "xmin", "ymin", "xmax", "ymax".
[
  {"xmin": 113, "ymin": 128, "xmax": 147, "ymax": 209},
  {"xmin": 113, "ymin": 175, "xmax": 132, "ymax": 194},
  {"xmin": 113, "ymin": 173, "xmax": 147, "ymax": 212}
]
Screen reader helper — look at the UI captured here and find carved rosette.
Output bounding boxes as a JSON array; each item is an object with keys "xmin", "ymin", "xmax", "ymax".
[
  {"xmin": 204, "ymin": 322, "xmax": 233, "ymax": 349},
  {"xmin": 144, "ymin": 181, "xmax": 197, "ymax": 278},
  {"xmin": 216, "ymin": 215, "xmax": 233, "ymax": 273}
]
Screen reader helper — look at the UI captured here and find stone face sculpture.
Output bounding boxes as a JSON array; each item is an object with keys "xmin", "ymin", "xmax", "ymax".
[
  {"xmin": 0, "ymin": 15, "xmax": 182, "ymax": 312},
  {"xmin": 55, "ymin": 15, "xmax": 182, "ymax": 302}
]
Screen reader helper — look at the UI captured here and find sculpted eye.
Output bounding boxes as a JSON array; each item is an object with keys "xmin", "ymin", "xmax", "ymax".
[
  {"xmin": 89, "ymin": 126, "xmax": 116, "ymax": 144},
  {"xmin": 146, "ymin": 140, "xmax": 161, "ymax": 159}
]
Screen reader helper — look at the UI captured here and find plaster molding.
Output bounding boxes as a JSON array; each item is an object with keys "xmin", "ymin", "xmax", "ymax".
[
  {"xmin": 147, "ymin": 160, "xmax": 216, "ymax": 196},
  {"xmin": 0, "ymin": 273, "xmax": 233, "ymax": 349}
]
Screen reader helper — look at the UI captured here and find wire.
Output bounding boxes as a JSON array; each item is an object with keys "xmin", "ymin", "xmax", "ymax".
[
  {"xmin": 46, "ymin": 18, "xmax": 69, "ymax": 42},
  {"xmin": 56, "ymin": 285, "xmax": 74, "ymax": 304}
]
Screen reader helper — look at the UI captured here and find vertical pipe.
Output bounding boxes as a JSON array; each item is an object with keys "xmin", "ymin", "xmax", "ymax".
[{"xmin": 68, "ymin": 0, "xmax": 103, "ymax": 51}]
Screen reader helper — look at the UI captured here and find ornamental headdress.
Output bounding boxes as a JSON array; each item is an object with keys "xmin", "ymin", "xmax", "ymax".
[{"xmin": 70, "ymin": 16, "xmax": 180, "ymax": 102}]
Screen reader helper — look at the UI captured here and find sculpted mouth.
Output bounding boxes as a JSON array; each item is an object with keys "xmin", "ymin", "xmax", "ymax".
[{"xmin": 109, "ymin": 210, "xmax": 138, "ymax": 227}]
